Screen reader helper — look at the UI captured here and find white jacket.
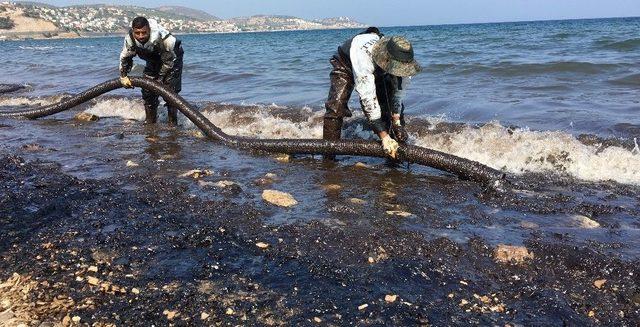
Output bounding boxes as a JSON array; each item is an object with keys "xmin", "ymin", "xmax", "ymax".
[
  {"xmin": 350, "ymin": 33, "xmax": 409, "ymax": 122},
  {"xmin": 119, "ymin": 19, "xmax": 178, "ymax": 78}
]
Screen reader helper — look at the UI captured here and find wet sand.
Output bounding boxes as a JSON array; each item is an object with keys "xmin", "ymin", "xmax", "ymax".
[{"xmin": 1, "ymin": 115, "xmax": 639, "ymax": 325}]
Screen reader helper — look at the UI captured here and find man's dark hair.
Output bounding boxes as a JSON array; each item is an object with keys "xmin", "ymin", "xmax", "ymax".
[{"xmin": 131, "ymin": 16, "xmax": 150, "ymax": 29}]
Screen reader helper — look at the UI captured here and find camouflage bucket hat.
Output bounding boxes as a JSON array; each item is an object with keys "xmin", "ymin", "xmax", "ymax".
[{"xmin": 372, "ymin": 36, "xmax": 422, "ymax": 77}]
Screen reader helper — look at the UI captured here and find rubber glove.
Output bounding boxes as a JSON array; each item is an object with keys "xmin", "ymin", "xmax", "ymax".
[
  {"xmin": 381, "ymin": 134, "xmax": 399, "ymax": 159},
  {"xmin": 120, "ymin": 76, "xmax": 134, "ymax": 89}
]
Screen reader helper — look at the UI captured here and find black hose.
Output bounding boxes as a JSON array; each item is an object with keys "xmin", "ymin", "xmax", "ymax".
[
  {"xmin": 0, "ymin": 77, "xmax": 508, "ymax": 187},
  {"xmin": 0, "ymin": 84, "xmax": 27, "ymax": 95}
]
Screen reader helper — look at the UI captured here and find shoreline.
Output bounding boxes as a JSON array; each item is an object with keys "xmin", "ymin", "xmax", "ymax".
[
  {"xmin": 0, "ymin": 128, "xmax": 638, "ymax": 324},
  {"xmin": 0, "ymin": 54, "xmax": 639, "ymax": 323},
  {"xmin": 2, "ymin": 15, "xmax": 638, "ymax": 42},
  {"xmin": 0, "ymin": 26, "xmax": 365, "ymax": 42}
]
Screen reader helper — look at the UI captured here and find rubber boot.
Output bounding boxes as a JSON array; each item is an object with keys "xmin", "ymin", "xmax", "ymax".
[
  {"xmin": 167, "ymin": 106, "xmax": 178, "ymax": 126},
  {"xmin": 322, "ymin": 117, "xmax": 343, "ymax": 160},
  {"xmin": 144, "ymin": 104, "xmax": 158, "ymax": 125}
]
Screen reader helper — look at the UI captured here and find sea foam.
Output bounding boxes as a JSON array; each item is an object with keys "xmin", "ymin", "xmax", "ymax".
[
  {"xmin": 411, "ymin": 122, "xmax": 640, "ymax": 185},
  {"xmin": 78, "ymin": 98, "xmax": 640, "ymax": 185}
]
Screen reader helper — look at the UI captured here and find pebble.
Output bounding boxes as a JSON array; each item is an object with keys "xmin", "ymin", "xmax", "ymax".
[
  {"xmin": 256, "ymin": 242, "xmax": 269, "ymax": 249},
  {"xmin": 594, "ymin": 279, "xmax": 607, "ymax": 289},
  {"xmin": 473, "ymin": 294, "xmax": 491, "ymax": 304},
  {"xmin": 571, "ymin": 215, "xmax": 601, "ymax": 229},
  {"xmin": 74, "ymin": 112, "xmax": 99, "ymax": 122},
  {"xmin": 179, "ymin": 169, "xmax": 213, "ymax": 179},
  {"xmin": 163, "ymin": 310, "xmax": 178, "ymax": 320},
  {"xmin": 125, "ymin": 160, "xmax": 139, "ymax": 167},
  {"xmin": 349, "ymin": 198, "xmax": 367, "ymax": 205},
  {"xmin": 87, "ymin": 266, "xmax": 98, "ymax": 273},
  {"xmin": 322, "ymin": 184, "xmax": 342, "ymax": 191},
  {"xmin": 226, "ymin": 308, "xmax": 235, "ymax": 315},
  {"xmin": 358, "ymin": 303, "xmax": 368, "ymax": 311},
  {"xmin": 190, "ymin": 130, "xmax": 205, "ymax": 139},
  {"xmin": 87, "ymin": 276, "xmax": 100, "ymax": 286},
  {"xmin": 494, "ymin": 245, "xmax": 534, "ymax": 264},
  {"xmin": 385, "ymin": 210, "xmax": 414, "ymax": 218},
  {"xmin": 71, "ymin": 316, "xmax": 81, "ymax": 323},
  {"xmin": 385, "ymin": 294, "xmax": 398, "ymax": 303},
  {"xmin": 274, "ymin": 154, "xmax": 290, "ymax": 163},
  {"xmin": 490, "ymin": 304, "xmax": 505, "ymax": 313},
  {"xmin": 131, "ymin": 288, "xmax": 140, "ymax": 295},
  {"xmin": 313, "ymin": 317, "xmax": 322, "ymax": 323},
  {"xmin": 254, "ymin": 173, "xmax": 279, "ymax": 186},
  {"xmin": 200, "ymin": 312, "xmax": 210, "ymax": 320},
  {"xmin": 262, "ymin": 190, "xmax": 298, "ymax": 207},
  {"xmin": 214, "ymin": 180, "xmax": 238, "ymax": 188}
]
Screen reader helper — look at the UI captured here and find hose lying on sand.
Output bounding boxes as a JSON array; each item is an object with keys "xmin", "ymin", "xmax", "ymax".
[{"xmin": 0, "ymin": 77, "xmax": 507, "ymax": 186}]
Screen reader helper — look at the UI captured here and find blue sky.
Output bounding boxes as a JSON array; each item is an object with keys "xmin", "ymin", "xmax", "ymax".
[{"xmin": 33, "ymin": 0, "xmax": 640, "ymax": 26}]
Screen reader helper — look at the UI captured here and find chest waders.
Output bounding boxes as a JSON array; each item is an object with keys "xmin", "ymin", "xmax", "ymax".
[
  {"xmin": 131, "ymin": 30, "xmax": 184, "ymax": 125},
  {"xmin": 323, "ymin": 28, "xmax": 402, "ymax": 159}
]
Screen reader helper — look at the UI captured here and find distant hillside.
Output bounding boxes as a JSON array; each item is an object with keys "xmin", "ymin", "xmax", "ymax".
[
  {"xmin": 12, "ymin": 1, "xmax": 55, "ymax": 8},
  {"xmin": 314, "ymin": 17, "xmax": 361, "ymax": 26},
  {"xmin": 0, "ymin": 2, "xmax": 365, "ymax": 38},
  {"xmin": 156, "ymin": 6, "xmax": 219, "ymax": 21},
  {"xmin": 229, "ymin": 15, "xmax": 365, "ymax": 32},
  {"xmin": 0, "ymin": 2, "xmax": 78, "ymax": 39}
]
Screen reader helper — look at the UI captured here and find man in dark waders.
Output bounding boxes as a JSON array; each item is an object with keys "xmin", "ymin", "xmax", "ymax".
[
  {"xmin": 119, "ymin": 17, "xmax": 184, "ymax": 125},
  {"xmin": 323, "ymin": 27, "xmax": 421, "ymax": 159}
]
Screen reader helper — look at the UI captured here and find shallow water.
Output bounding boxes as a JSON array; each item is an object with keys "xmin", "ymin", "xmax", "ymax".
[
  {"xmin": 1, "ymin": 109, "xmax": 639, "ymax": 261},
  {"xmin": 1, "ymin": 18, "xmax": 639, "ymax": 133},
  {"xmin": 0, "ymin": 18, "xmax": 639, "ymax": 259}
]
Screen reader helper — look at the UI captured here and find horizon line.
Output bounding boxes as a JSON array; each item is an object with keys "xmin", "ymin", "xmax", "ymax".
[
  {"xmin": 7, "ymin": 2, "xmax": 639, "ymax": 27},
  {"xmin": 378, "ymin": 15, "xmax": 639, "ymax": 29}
]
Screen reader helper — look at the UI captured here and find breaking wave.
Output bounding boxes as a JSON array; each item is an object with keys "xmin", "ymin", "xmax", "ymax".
[
  {"xmin": 195, "ymin": 106, "xmax": 640, "ymax": 185},
  {"xmin": 197, "ymin": 103, "xmax": 324, "ymax": 139},
  {"xmin": 20, "ymin": 96, "xmax": 640, "ymax": 185},
  {"xmin": 84, "ymin": 98, "xmax": 146, "ymax": 121},
  {"xmin": 0, "ymin": 95, "xmax": 66, "ymax": 107},
  {"xmin": 411, "ymin": 122, "xmax": 640, "ymax": 185}
]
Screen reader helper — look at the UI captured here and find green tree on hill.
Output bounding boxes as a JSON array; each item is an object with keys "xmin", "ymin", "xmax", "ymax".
[
  {"xmin": 22, "ymin": 9, "xmax": 40, "ymax": 19},
  {"xmin": 0, "ymin": 17, "xmax": 15, "ymax": 30}
]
